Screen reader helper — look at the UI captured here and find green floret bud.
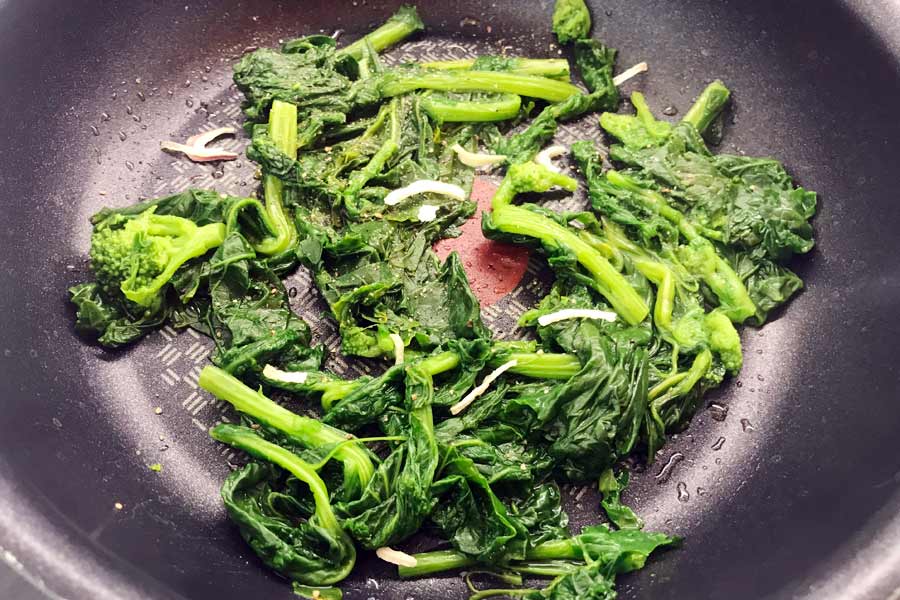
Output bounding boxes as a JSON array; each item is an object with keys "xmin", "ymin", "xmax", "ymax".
[{"xmin": 89, "ymin": 207, "xmax": 226, "ymax": 308}]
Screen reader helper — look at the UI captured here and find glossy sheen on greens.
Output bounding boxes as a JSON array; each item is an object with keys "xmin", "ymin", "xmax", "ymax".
[
  {"xmin": 66, "ymin": 4, "xmax": 818, "ymax": 598},
  {"xmin": 211, "ymin": 426, "xmax": 356, "ymax": 585}
]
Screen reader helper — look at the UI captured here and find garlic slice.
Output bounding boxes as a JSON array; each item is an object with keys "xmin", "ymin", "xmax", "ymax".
[
  {"xmin": 537, "ymin": 308, "xmax": 617, "ymax": 327},
  {"xmin": 384, "ymin": 180, "xmax": 467, "ymax": 206},
  {"xmin": 262, "ymin": 364, "xmax": 308, "ymax": 384},
  {"xmin": 450, "ymin": 359, "xmax": 518, "ymax": 416},
  {"xmin": 451, "ymin": 143, "xmax": 507, "ymax": 168},
  {"xmin": 376, "ymin": 546, "xmax": 418, "ymax": 568},
  {"xmin": 613, "ymin": 62, "xmax": 649, "ymax": 86},
  {"xmin": 535, "ymin": 144, "xmax": 568, "ymax": 173}
]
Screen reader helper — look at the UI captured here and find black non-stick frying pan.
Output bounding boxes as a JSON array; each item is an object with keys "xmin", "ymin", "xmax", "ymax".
[{"xmin": 2, "ymin": 1, "xmax": 900, "ymax": 599}]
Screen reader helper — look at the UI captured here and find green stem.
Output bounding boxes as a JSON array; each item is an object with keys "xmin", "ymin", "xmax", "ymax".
[
  {"xmin": 649, "ymin": 372, "xmax": 688, "ymax": 400},
  {"xmin": 421, "ymin": 57, "xmax": 571, "ymax": 80},
  {"xmin": 525, "ymin": 540, "xmax": 579, "ymax": 561},
  {"xmin": 209, "ymin": 425, "xmax": 342, "ymax": 532},
  {"xmin": 398, "ymin": 550, "xmax": 475, "ymax": 578},
  {"xmin": 337, "ymin": 6, "xmax": 424, "ymax": 60},
  {"xmin": 256, "ymin": 100, "xmax": 298, "ymax": 255},
  {"xmin": 199, "ymin": 366, "xmax": 375, "ymax": 491},
  {"xmin": 343, "ymin": 99, "xmax": 400, "ymax": 214},
  {"xmin": 632, "ymin": 258, "xmax": 675, "ymax": 332},
  {"xmin": 382, "ymin": 70, "xmax": 581, "ymax": 103},
  {"xmin": 490, "ymin": 205, "xmax": 649, "ymax": 324},
  {"xmin": 606, "ymin": 169, "xmax": 755, "ymax": 322},
  {"xmin": 493, "ymin": 352, "xmax": 581, "ymax": 379},
  {"xmin": 508, "ymin": 561, "xmax": 579, "ymax": 577},
  {"xmin": 421, "ymin": 93, "xmax": 522, "ymax": 123},
  {"xmin": 418, "ymin": 350, "xmax": 461, "ymax": 376},
  {"xmin": 682, "ymin": 80, "xmax": 731, "ymax": 135}
]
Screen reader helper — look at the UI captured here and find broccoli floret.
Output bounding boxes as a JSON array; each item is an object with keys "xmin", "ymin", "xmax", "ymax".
[
  {"xmin": 90, "ymin": 207, "xmax": 226, "ymax": 308},
  {"xmin": 552, "ymin": 0, "xmax": 591, "ymax": 44}
]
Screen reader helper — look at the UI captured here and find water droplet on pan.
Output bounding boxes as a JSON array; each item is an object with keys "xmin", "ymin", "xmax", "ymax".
[{"xmin": 708, "ymin": 402, "xmax": 728, "ymax": 421}]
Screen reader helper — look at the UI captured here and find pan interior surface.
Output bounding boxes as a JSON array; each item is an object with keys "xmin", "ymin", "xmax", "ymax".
[{"xmin": 1, "ymin": 1, "xmax": 900, "ymax": 599}]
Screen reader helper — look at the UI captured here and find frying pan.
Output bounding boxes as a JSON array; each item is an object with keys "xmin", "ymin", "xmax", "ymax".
[{"xmin": 1, "ymin": 0, "xmax": 900, "ymax": 598}]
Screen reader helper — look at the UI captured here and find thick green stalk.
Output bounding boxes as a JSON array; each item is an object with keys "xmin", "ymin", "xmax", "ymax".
[
  {"xmin": 421, "ymin": 93, "xmax": 522, "ymax": 122},
  {"xmin": 682, "ymin": 80, "xmax": 731, "ymax": 134},
  {"xmin": 398, "ymin": 549, "xmax": 475, "ymax": 577},
  {"xmin": 256, "ymin": 100, "xmax": 298, "ymax": 255},
  {"xmin": 605, "ymin": 169, "xmax": 755, "ymax": 322},
  {"xmin": 343, "ymin": 99, "xmax": 400, "ymax": 214},
  {"xmin": 287, "ymin": 349, "xmax": 581, "ymax": 412},
  {"xmin": 337, "ymin": 6, "xmax": 425, "ymax": 60},
  {"xmin": 210, "ymin": 425, "xmax": 357, "ymax": 585},
  {"xmin": 420, "ymin": 57, "xmax": 571, "ymax": 80},
  {"xmin": 492, "ymin": 352, "xmax": 581, "ymax": 379},
  {"xmin": 382, "ymin": 70, "xmax": 581, "ymax": 103},
  {"xmin": 490, "ymin": 205, "xmax": 649, "ymax": 324},
  {"xmin": 209, "ymin": 425, "xmax": 344, "ymax": 534},
  {"xmin": 199, "ymin": 366, "xmax": 375, "ymax": 492},
  {"xmin": 418, "ymin": 350, "xmax": 461, "ymax": 376}
]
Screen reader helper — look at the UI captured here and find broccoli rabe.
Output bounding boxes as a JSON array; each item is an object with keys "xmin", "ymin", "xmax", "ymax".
[
  {"xmin": 421, "ymin": 56, "xmax": 571, "ymax": 80},
  {"xmin": 199, "ymin": 365, "xmax": 375, "ymax": 500},
  {"xmin": 483, "ymin": 162, "xmax": 650, "ymax": 325},
  {"xmin": 552, "ymin": 0, "xmax": 591, "ymax": 44},
  {"xmin": 211, "ymin": 425, "xmax": 356, "ymax": 585},
  {"xmin": 336, "ymin": 5, "xmax": 425, "ymax": 60},
  {"xmin": 90, "ymin": 207, "xmax": 225, "ymax": 308}
]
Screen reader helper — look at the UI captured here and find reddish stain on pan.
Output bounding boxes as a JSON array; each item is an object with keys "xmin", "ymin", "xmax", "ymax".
[{"xmin": 433, "ymin": 178, "xmax": 530, "ymax": 306}]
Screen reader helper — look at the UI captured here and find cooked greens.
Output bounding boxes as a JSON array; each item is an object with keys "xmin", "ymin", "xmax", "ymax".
[{"xmin": 68, "ymin": 3, "xmax": 816, "ymax": 598}]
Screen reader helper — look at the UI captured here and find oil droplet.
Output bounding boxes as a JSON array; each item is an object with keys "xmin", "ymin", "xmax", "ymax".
[
  {"xmin": 696, "ymin": 486, "xmax": 707, "ymax": 497},
  {"xmin": 655, "ymin": 452, "xmax": 684, "ymax": 484},
  {"xmin": 118, "ymin": 131, "xmax": 127, "ymax": 141},
  {"xmin": 212, "ymin": 170, "xmax": 224, "ymax": 179},
  {"xmin": 125, "ymin": 105, "xmax": 133, "ymax": 115},
  {"xmin": 111, "ymin": 91, "xmax": 117, "ymax": 100},
  {"xmin": 100, "ymin": 112, "xmax": 111, "ymax": 121},
  {"xmin": 137, "ymin": 91, "xmax": 146, "ymax": 102},
  {"xmin": 186, "ymin": 99, "xmax": 194, "ymax": 108},
  {"xmin": 711, "ymin": 436, "xmax": 726, "ymax": 451},
  {"xmin": 740, "ymin": 418, "xmax": 755, "ymax": 432},
  {"xmin": 662, "ymin": 106, "xmax": 678, "ymax": 116},
  {"xmin": 90, "ymin": 125, "xmax": 100, "ymax": 136},
  {"xmin": 708, "ymin": 402, "xmax": 728, "ymax": 421},
  {"xmin": 676, "ymin": 482, "xmax": 690, "ymax": 502},
  {"xmin": 460, "ymin": 16, "xmax": 480, "ymax": 27},
  {"xmin": 204, "ymin": 65, "xmax": 212, "ymax": 73},
  {"xmin": 288, "ymin": 287, "xmax": 298, "ymax": 298},
  {"xmin": 132, "ymin": 115, "xmax": 141, "ymax": 123},
  {"xmin": 125, "ymin": 161, "xmax": 135, "ymax": 171},
  {"xmin": 184, "ymin": 80, "xmax": 192, "ymax": 87}
]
